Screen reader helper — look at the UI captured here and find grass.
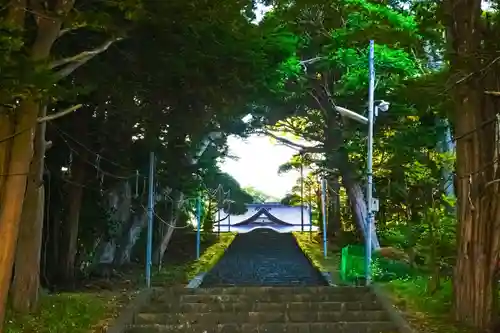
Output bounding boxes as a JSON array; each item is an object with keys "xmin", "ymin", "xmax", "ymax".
[
  {"xmin": 5, "ymin": 291, "xmax": 131, "ymax": 333},
  {"xmin": 346, "ymin": 250, "xmax": 471, "ymax": 333},
  {"xmin": 294, "ymin": 232, "xmax": 471, "ymax": 333},
  {"xmin": 383, "ymin": 277, "xmax": 472, "ymax": 333},
  {"xmin": 293, "ymin": 232, "xmax": 342, "ymax": 281},
  {"xmin": 5, "ymin": 232, "xmax": 236, "ymax": 333},
  {"xmin": 153, "ymin": 232, "xmax": 236, "ymax": 285}
]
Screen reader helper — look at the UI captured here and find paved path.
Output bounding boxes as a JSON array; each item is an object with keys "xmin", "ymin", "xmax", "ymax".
[{"xmin": 201, "ymin": 229, "xmax": 328, "ymax": 287}]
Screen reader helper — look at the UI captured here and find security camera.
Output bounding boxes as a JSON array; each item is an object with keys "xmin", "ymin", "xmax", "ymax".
[{"xmin": 376, "ymin": 100, "xmax": 390, "ymax": 112}]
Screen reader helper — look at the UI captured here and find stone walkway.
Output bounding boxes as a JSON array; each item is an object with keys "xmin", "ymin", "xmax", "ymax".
[{"xmin": 201, "ymin": 229, "xmax": 328, "ymax": 287}]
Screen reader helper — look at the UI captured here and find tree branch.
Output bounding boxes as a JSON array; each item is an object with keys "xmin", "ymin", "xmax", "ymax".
[
  {"xmin": 279, "ymin": 119, "xmax": 324, "ymax": 143},
  {"xmin": 307, "ymin": 89, "xmax": 329, "ymax": 119},
  {"xmin": 52, "ymin": 37, "xmax": 123, "ymax": 79},
  {"xmin": 299, "ymin": 57, "xmax": 325, "ymax": 66},
  {"xmin": 299, "ymin": 56, "xmax": 326, "ymax": 72},
  {"xmin": 37, "ymin": 104, "xmax": 82, "ymax": 123},
  {"xmin": 261, "ymin": 130, "xmax": 323, "ymax": 152}
]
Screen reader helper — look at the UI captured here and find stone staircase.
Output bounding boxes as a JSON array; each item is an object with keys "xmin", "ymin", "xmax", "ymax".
[
  {"xmin": 126, "ymin": 286, "xmax": 399, "ymax": 333},
  {"xmin": 201, "ymin": 230, "xmax": 328, "ymax": 287}
]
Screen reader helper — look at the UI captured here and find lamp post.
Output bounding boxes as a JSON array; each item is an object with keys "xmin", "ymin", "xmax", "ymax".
[
  {"xmin": 308, "ymin": 180, "xmax": 312, "ymax": 239},
  {"xmin": 300, "ymin": 151, "xmax": 304, "ymax": 232},
  {"xmin": 333, "ymin": 40, "xmax": 389, "ymax": 285}
]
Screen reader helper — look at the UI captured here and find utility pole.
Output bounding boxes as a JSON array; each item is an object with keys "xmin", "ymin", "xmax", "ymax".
[
  {"xmin": 217, "ymin": 187, "xmax": 221, "ymax": 237},
  {"xmin": 321, "ymin": 178, "xmax": 328, "ymax": 259},
  {"xmin": 227, "ymin": 190, "xmax": 231, "ymax": 233},
  {"xmin": 146, "ymin": 152, "xmax": 155, "ymax": 288},
  {"xmin": 366, "ymin": 39, "xmax": 375, "ymax": 285},
  {"xmin": 196, "ymin": 194, "xmax": 202, "ymax": 259},
  {"xmin": 308, "ymin": 180, "xmax": 312, "ymax": 239},
  {"xmin": 300, "ymin": 154, "xmax": 304, "ymax": 232}
]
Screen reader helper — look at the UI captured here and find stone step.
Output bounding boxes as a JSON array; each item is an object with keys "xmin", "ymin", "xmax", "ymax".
[
  {"xmin": 173, "ymin": 292, "xmax": 375, "ymax": 304},
  {"xmin": 141, "ymin": 300, "xmax": 383, "ymax": 313},
  {"xmin": 127, "ymin": 321, "xmax": 396, "ymax": 333},
  {"xmin": 176, "ymin": 286, "xmax": 370, "ymax": 295},
  {"xmin": 151, "ymin": 286, "xmax": 370, "ymax": 298},
  {"xmin": 135, "ymin": 310, "xmax": 389, "ymax": 325}
]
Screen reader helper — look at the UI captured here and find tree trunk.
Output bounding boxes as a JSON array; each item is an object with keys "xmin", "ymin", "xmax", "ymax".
[
  {"xmin": 446, "ymin": 0, "xmax": 500, "ymax": 329},
  {"xmin": 114, "ymin": 211, "xmax": 148, "ymax": 265},
  {"xmin": 0, "ymin": 101, "xmax": 39, "ymax": 332},
  {"xmin": 0, "ymin": 2, "xmax": 66, "ymax": 322},
  {"xmin": 0, "ymin": 111, "xmax": 14, "ymax": 205},
  {"xmin": 91, "ymin": 181, "xmax": 133, "ymax": 267},
  {"xmin": 327, "ymin": 175, "xmax": 341, "ymax": 237},
  {"xmin": 426, "ymin": 204, "xmax": 441, "ymax": 294},
  {"xmin": 59, "ymin": 152, "xmax": 87, "ymax": 285},
  {"xmin": 316, "ymin": 186, "xmax": 324, "ymax": 232},
  {"xmin": 338, "ymin": 149, "xmax": 380, "ymax": 250},
  {"xmin": 323, "ymin": 104, "xmax": 341, "ymax": 237},
  {"xmin": 11, "ymin": 110, "xmax": 47, "ymax": 313},
  {"xmin": 154, "ymin": 192, "xmax": 184, "ymax": 265}
]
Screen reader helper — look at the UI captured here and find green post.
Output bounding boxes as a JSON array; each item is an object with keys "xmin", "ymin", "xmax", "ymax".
[{"xmin": 340, "ymin": 246, "xmax": 347, "ymax": 282}]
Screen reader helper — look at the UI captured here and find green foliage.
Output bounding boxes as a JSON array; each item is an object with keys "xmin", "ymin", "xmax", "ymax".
[
  {"xmin": 385, "ymin": 277, "xmax": 472, "ymax": 333},
  {"xmin": 5, "ymin": 293, "xmax": 119, "ymax": 333},
  {"xmin": 1, "ymin": 0, "xmax": 476, "ymax": 328},
  {"xmin": 243, "ymin": 186, "xmax": 278, "ymax": 203},
  {"xmin": 340, "ymin": 245, "xmax": 416, "ymax": 283},
  {"xmin": 293, "ymin": 232, "xmax": 342, "ymax": 279},
  {"xmin": 153, "ymin": 233, "xmax": 236, "ymax": 284}
]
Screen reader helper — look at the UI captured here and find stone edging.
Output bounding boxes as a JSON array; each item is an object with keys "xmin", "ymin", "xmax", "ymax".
[
  {"xmin": 320, "ymin": 271, "xmax": 337, "ymax": 286},
  {"xmin": 186, "ymin": 272, "xmax": 206, "ymax": 288},
  {"xmin": 106, "ymin": 288, "xmax": 157, "ymax": 333},
  {"xmin": 370, "ymin": 284, "xmax": 417, "ymax": 333}
]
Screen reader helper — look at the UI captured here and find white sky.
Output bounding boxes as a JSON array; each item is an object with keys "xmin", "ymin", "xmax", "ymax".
[
  {"xmin": 219, "ymin": 135, "xmax": 302, "ymax": 199},
  {"xmin": 254, "ymin": 3, "xmax": 272, "ymax": 22}
]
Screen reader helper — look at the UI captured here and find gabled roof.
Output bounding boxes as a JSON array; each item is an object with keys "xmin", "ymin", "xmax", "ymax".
[{"xmin": 232, "ymin": 207, "xmax": 294, "ymax": 227}]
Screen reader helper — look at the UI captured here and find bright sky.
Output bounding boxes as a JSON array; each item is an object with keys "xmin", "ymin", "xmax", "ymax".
[
  {"xmin": 219, "ymin": 135, "xmax": 302, "ymax": 199},
  {"xmin": 254, "ymin": 3, "xmax": 271, "ymax": 22}
]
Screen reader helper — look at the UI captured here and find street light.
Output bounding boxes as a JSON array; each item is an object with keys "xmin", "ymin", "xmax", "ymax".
[
  {"xmin": 300, "ymin": 151, "xmax": 304, "ymax": 232},
  {"xmin": 335, "ymin": 100, "xmax": 390, "ymax": 124},
  {"xmin": 332, "ymin": 40, "xmax": 388, "ymax": 285}
]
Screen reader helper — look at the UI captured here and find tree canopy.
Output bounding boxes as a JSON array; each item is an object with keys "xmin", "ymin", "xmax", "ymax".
[{"xmin": 1, "ymin": 0, "xmax": 499, "ymax": 331}]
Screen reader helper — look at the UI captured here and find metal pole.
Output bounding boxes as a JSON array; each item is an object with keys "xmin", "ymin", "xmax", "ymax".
[
  {"xmin": 146, "ymin": 152, "xmax": 155, "ymax": 288},
  {"xmin": 300, "ymin": 158, "xmax": 304, "ymax": 231},
  {"xmin": 366, "ymin": 39, "xmax": 375, "ymax": 285},
  {"xmin": 135, "ymin": 170, "xmax": 139, "ymax": 198},
  {"xmin": 308, "ymin": 181, "xmax": 312, "ymax": 239},
  {"xmin": 196, "ymin": 194, "xmax": 202, "ymax": 259},
  {"xmin": 321, "ymin": 178, "xmax": 328, "ymax": 259},
  {"xmin": 227, "ymin": 190, "xmax": 231, "ymax": 233},
  {"xmin": 217, "ymin": 187, "xmax": 221, "ymax": 237}
]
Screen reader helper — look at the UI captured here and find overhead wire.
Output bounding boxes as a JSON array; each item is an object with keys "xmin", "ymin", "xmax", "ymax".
[
  {"xmin": 52, "ymin": 124, "xmax": 133, "ymax": 171},
  {"xmin": 2, "ymin": 122, "xmax": 234, "ymax": 225}
]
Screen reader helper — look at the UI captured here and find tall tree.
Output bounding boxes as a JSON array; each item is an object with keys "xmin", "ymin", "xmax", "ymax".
[
  {"xmin": 444, "ymin": 0, "xmax": 500, "ymax": 329},
  {"xmin": 256, "ymin": 0, "xmax": 422, "ymax": 249},
  {"xmin": 0, "ymin": 0, "xmax": 136, "ymax": 322}
]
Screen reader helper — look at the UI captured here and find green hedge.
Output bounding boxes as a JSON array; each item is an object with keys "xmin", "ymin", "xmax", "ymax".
[{"xmin": 340, "ymin": 245, "xmax": 416, "ymax": 283}]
